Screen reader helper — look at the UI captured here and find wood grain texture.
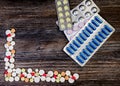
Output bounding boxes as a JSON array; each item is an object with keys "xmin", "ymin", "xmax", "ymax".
[{"xmin": 0, "ymin": 0, "xmax": 120, "ymax": 86}]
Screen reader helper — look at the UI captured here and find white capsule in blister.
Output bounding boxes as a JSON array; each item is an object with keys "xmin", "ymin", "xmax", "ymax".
[
  {"xmin": 15, "ymin": 76, "xmax": 20, "ymax": 81},
  {"xmin": 79, "ymin": 5, "xmax": 86, "ymax": 11},
  {"xmin": 34, "ymin": 77, "xmax": 40, "ymax": 83},
  {"xmin": 41, "ymin": 76, "xmax": 46, "ymax": 81},
  {"xmin": 11, "ymin": 41, "xmax": 15, "ymax": 46},
  {"xmin": 46, "ymin": 77, "xmax": 51, "ymax": 82},
  {"xmin": 68, "ymin": 78, "xmax": 74, "ymax": 83},
  {"xmin": 72, "ymin": 10, "xmax": 79, "ymax": 16},
  {"xmin": 78, "ymin": 17, "xmax": 84, "ymax": 22},
  {"xmin": 9, "ymin": 77, "xmax": 14, "ymax": 82},
  {"xmin": 6, "ymin": 30, "xmax": 11, "ymax": 35},
  {"xmin": 11, "ymin": 33, "xmax": 15, "ymax": 37},
  {"xmin": 85, "ymin": 0, "xmax": 92, "ymax": 6},
  {"xmin": 39, "ymin": 70, "xmax": 45, "ymax": 75},
  {"xmin": 51, "ymin": 77, "xmax": 55, "ymax": 82},
  {"xmin": 27, "ymin": 68, "xmax": 32, "ymax": 73},
  {"xmin": 5, "ymin": 77, "xmax": 9, "ymax": 81},
  {"xmin": 91, "ymin": 7, "xmax": 97, "ymax": 13},
  {"xmin": 85, "ymin": 12, "xmax": 91, "ymax": 18},
  {"xmin": 48, "ymin": 71, "xmax": 53, "ymax": 77},
  {"xmin": 9, "ymin": 46, "xmax": 13, "ymax": 50},
  {"xmin": 6, "ymin": 51, "xmax": 11, "ymax": 56},
  {"xmin": 10, "ymin": 58, "xmax": 15, "ymax": 63},
  {"xmin": 73, "ymin": 73, "xmax": 79, "ymax": 79},
  {"xmin": 7, "ymin": 37, "xmax": 13, "ymax": 42},
  {"xmin": 60, "ymin": 77, "xmax": 65, "ymax": 83}
]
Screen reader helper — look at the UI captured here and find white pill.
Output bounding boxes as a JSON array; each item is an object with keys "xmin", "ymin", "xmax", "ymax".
[
  {"xmin": 73, "ymin": 73, "xmax": 79, "ymax": 80},
  {"xmin": 10, "ymin": 58, "xmax": 15, "ymax": 63},
  {"xmin": 27, "ymin": 68, "xmax": 32, "ymax": 73},
  {"xmin": 9, "ymin": 77, "xmax": 14, "ymax": 82},
  {"xmin": 11, "ymin": 41, "xmax": 15, "ymax": 46},
  {"xmin": 68, "ymin": 78, "xmax": 74, "ymax": 83},
  {"xmin": 39, "ymin": 70, "xmax": 45, "ymax": 75},
  {"xmin": 15, "ymin": 76, "xmax": 20, "ymax": 81},
  {"xmin": 48, "ymin": 71, "xmax": 53, "ymax": 77},
  {"xmin": 5, "ymin": 62, "xmax": 10, "ymax": 67},
  {"xmin": 10, "ymin": 64, "xmax": 15, "ymax": 68},
  {"xmin": 9, "ymin": 46, "xmax": 13, "ymax": 50},
  {"xmin": 46, "ymin": 77, "xmax": 51, "ymax": 82},
  {"xmin": 5, "ymin": 66, "xmax": 8, "ymax": 70},
  {"xmin": 6, "ymin": 30, "xmax": 11, "ymax": 35},
  {"xmin": 79, "ymin": 5, "xmax": 86, "ymax": 11},
  {"xmin": 85, "ymin": 12, "xmax": 91, "ymax": 18},
  {"xmin": 13, "ymin": 69, "xmax": 16, "ymax": 72},
  {"xmin": 11, "ymin": 33, "xmax": 15, "ymax": 37},
  {"xmin": 72, "ymin": 10, "xmax": 79, "ymax": 16},
  {"xmin": 16, "ymin": 68, "xmax": 21, "ymax": 74},
  {"xmin": 12, "ymin": 72, "xmax": 16, "ymax": 77},
  {"xmin": 51, "ymin": 77, "xmax": 55, "ymax": 82},
  {"xmin": 27, "ymin": 74, "xmax": 32, "ymax": 78},
  {"xmin": 4, "ymin": 44, "xmax": 9, "ymax": 49},
  {"xmin": 6, "ymin": 51, "xmax": 11, "ymax": 56},
  {"xmin": 7, "ymin": 37, "xmax": 13, "ymax": 42},
  {"xmin": 41, "ymin": 76, "xmax": 46, "ymax": 81},
  {"xmin": 35, "ymin": 69, "xmax": 39, "ymax": 72},
  {"xmin": 23, "ymin": 72, "xmax": 27, "ymax": 77},
  {"xmin": 4, "ymin": 58, "xmax": 9, "ymax": 62},
  {"xmin": 91, "ymin": 7, "xmax": 97, "ymax": 13},
  {"xmin": 85, "ymin": 0, "xmax": 92, "ymax": 6},
  {"xmin": 66, "ymin": 70, "xmax": 71, "ymax": 76},
  {"xmin": 60, "ymin": 77, "xmax": 65, "ymax": 83},
  {"xmin": 34, "ymin": 77, "xmax": 40, "ymax": 83}
]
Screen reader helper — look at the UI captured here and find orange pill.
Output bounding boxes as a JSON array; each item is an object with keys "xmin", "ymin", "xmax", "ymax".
[
  {"xmin": 7, "ymin": 73, "xmax": 11, "ymax": 77},
  {"xmin": 11, "ymin": 49, "xmax": 15, "ymax": 54},
  {"xmin": 11, "ymin": 28, "xmax": 16, "ymax": 33},
  {"xmin": 61, "ymin": 72, "xmax": 66, "ymax": 76},
  {"xmin": 25, "ymin": 78, "xmax": 29, "ymax": 82},
  {"xmin": 65, "ymin": 76, "xmax": 69, "ymax": 80},
  {"xmin": 54, "ymin": 71, "xmax": 58, "ymax": 75},
  {"xmin": 7, "ymin": 42, "xmax": 11, "ymax": 46}
]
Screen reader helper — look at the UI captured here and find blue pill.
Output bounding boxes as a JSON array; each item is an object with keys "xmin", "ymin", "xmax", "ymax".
[
  {"xmin": 95, "ymin": 35, "xmax": 103, "ymax": 42},
  {"xmin": 89, "ymin": 42, "xmax": 97, "ymax": 49},
  {"xmin": 88, "ymin": 23, "xmax": 96, "ymax": 30},
  {"xmin": 95, "ymin": 16, "xmax": 103, "ymax": 24},
  {"xmin": 83, "ymin": 30, "xmax": 90, "ymax": 37},
  {"xmin": 80, "ymin": 52, "xmax": 87, "ymax": 60},
  {"xmin": 76, "ymin": 37, "xmax": 84, "ymax": 44},
  {"xmin": 85, "ymin": 26, "xmax": 93, "ymax": 34},
  {"xmin": 66, "ymin": 47, "xmax": 75, "ymax": 55},
  {"xmin": 104, "ymin": 25, "xmax": 113, "ymax": 32},
  {"xmin": 79, "ymin": 33, "xmax": 87, "ymax": 41},
  {"xmin": 92, "ymin": 20, "xmax": 99, "ymax": 27},
  {"xmin": 76, "ymin": 56, "xmax": 84, "ymax": 64},
  {"xmin": 99, "ymin": 32, "xmax": 106, "ymax": 39},
  {"xmin": 70, "ymin": 44, "xmax": 77, "ymax": 51},
  {"xmin": 92, "ymin": 39, "xmax": 100, "ymax": 46},
  {"xmin": 73, "ymin": 40, "xmax": 80, "ymax": 48},
  {"xmin": 83, "ymin": 49, "xmax": 91, "ymax": 56},
  {"xmin": 102, "ymin": 28, "xmax": 110, "ymax": 36},
  {"xmin": 86, "ymin": 45, "xmax": 94, "ymax": 53}
]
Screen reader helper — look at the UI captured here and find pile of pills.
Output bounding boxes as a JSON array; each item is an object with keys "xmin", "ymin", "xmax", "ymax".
[{"xmin": 4, "ymin": 29, "xmax": 79, "ymax": 83}]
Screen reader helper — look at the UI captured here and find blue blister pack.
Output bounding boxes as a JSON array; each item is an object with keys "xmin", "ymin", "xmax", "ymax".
[{"xmin": 63, "ymin": 14, "xmax": 115, "ymax": 67}]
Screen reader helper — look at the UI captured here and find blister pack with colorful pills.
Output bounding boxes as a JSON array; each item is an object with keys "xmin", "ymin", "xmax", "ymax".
[
  {"xmin": 55, "ymin": 0, "xmax": 73, "ymax": 31},
  {"xmin": 63, "ymin": 14, "xmax": 115, "ymax": 67}
]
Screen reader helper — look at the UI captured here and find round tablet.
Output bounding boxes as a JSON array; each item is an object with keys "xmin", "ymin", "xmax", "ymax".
[
  {"xmin": 15, "ymin": 76, "xmax": 20, "ymax": 81},
  {"xmin": 10, "ymin": 64, "xmax": 15, "ymax": 68},
  {"xmin": 9, "ymin": 46, "xmax": 13, "ymax": 50},
  {"xmin": 41, "ymin": 76, "xmax": 46, "ymax": 81},
  {"xmin": 34, "ymin": 77, "xmax": 40, "ymax": 83},
  {"xmin": 91, "ymin": 7, "xmax": 97, "ymax": 13},
  {"xmin": 11, "ymin": 41, "xmax": 15, "ymax": 46},
  {"xmin": 51, "ymin": 77, "xmax": 55, "ymax": 82},
  {"xmin": 73, "ymin": 73, "xmax": 79, "ymax": 80},
  {"xmin": 63, "ymin": 0, "xmax": 68, "ymax": 4},
  {"xmin": 66, "ymin": 18, "xmax": 71, "ymax": 22},
  {"xmin": 30, "ymin": 78, "xmax": 34, "ymax": 82},
  {"xmin": 11, "ymin": 33, "xmax": 15, "ymax": 37},
  {"xmin": 57, "ymin": 1, "xmax": 61, "ymax": 6},
  {"xmin": 39, "ymin": 70, "xmax": 45, "ymax": 75},
  {"xmin": 6, "ymin": 30, "xmax": 11, "ymax": 35},
  {"xmin": 10, "ymin": 58, "xmax": 15, "ymax": 63},
  {"xmin": 27, "ymin": 74, "xmax": 32, "ymax": 78},
  {"xmin": 4, "ymin": 58, "xmax": 9, "ymax": 62},
  {"xmin": 58, "ymin": 7, "xmax": 62, "ymax": 12},
  {"xmin": 68, "ymin": 78, "xmax": 74, "ymax": 83},
  {"xmin": 7, "ymin": 37, "xmax": 13, "ymax": 42},
  {"xmin": 9, "ymin": 77, "xmax": 14, "ymax": 82},
  {"xmin": 35, "ymin": 69, "xmax": 39, "ymax": 72},
  {"xmin": 27, "ymin": 68, "xmax": 32, "ymax": 73},
  {"xmin": 79, "ymin": 5, "xmax": 86, "ymax": 11},
  {"xmin": 65, "ymin": 12, "xmax": 70, "ymax": 16},
  {"xmin": 6, "ymin": 51, "xmax": 11, "ymax": 56},
  {"xmin": 78, "ymin": 17, "xmax": 84, "ymax": 22},
  {"xmin": 72, "ymin": 10, "xmax": 79, "ymax": 16},
  {"xmin": 5, "ymin": 62, "xmax": 10, "ymax": 67},
  {"xmin": 5, "ymin": 77, "xmax": 9, "ymax": 81},
  {"xmin": 4, "ymin": 44, "xmax": 9, "ymax": 49},
  {"xmin": 12, "ymin": 72, "xmax": 16, "ymax": 77},
  {"xmin": 66, "ymin": 70, "xmax": 71, "ymax": 76},
  {"xmin": 85, "ymin": 12, "xmax": 91, "ymax": 18},
  {"xmin": 16, "ymin": 68, "xmax": 21, "ymax": 74},
  {"xmin": 48, "ymin": 71, "xmax": 53, "ymax": 77},
  {"xmin": 61, "ymin": 24, "xmax": 65, "ymax": 29},
  {"xmin": 67, "ymin": 23, "xmax": 72, "ymax": 28},
  {"xmin": 85, "ymin": 0, "xmax": 92, "ymax": 6},
  {"xmin": 60, "ymin": 19, "xmax": 64, "ymax": 23},
  {"xmin": 60, "ymin": 77, "xmax": 65, "ymax": 83},
  {"xmin": 64, "ymin": 6, "xmax": 69, "ymax": 10},
  {"xmin": 46, "ymin": 77, "xmax": 51, "ymax": 82}
]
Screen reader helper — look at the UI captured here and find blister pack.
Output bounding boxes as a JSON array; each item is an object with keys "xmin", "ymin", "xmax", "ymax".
[
  {"xmin": 55, "ymin": 0, "xmax": 73, "ymax": 31},
  {"xmin": 63, "ymin": 14, "xmax": 115, "ymax": 67}
]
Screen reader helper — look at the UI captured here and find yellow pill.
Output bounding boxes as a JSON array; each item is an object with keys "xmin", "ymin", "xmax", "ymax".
[
  {"xmin": 65, "ymin": 12, "xmax": 70, "ymax": 16},
  {"xmin": 63, "ymin": 0, "xmax": 68, "ymax": 4},
  {"xmin": 60, "ymin": 19, "xmax": 64, "ymax": 23},
  {"xmin": 21, "ymin": 68, "xmax": 25, "ymax": 72},
  {"xmin": 5, "ymin": 77, "xmax": 9, "ymax": 81},
  {"xmin": 67, "ymin": 23, "xmax": 72, "ymax": 28},
  {"xmin": 35, "ymin": 73, "xmax": 39, "ymax": 76},
  {"xmin": 64, "ymin": 6, "xmax": 69, "ymax": 10},
  {"xmin": 61, "ymin": 24, "xmax": 65, "ymax": 29},
  {"xmin": 11, "ymin": 28, "xmax": 16, "ymax": 33},
  {"xmin": 54, "ymin": 71, "xmax": 58, "ymax": 75},
  {"xmin": 58, "ymin": 74, "xmax": 61, "ymax": 78},
  {"xmin": 25, "ymin": 78, "xmax": 29, "ymax": 82},
  {"xmin": 11, "ymin": 49, "xmax": 16, "ymax": 54},
  {"xmin": 58, "ymin": 7, "xmax": 62, "ymax": 12},
  {"xmin": 21, "ymin": 77, "xmax": 25, "ymax": 81},
  {"xmin": 66, "ymin": 18, "xmax": 71, "ymax": 22},
  {"xmin": 30, "ymin": 78, "xmax": 33, "ymax": 82},
  {"xmin": 57, "ymin": 1, "xmax": 62, "ymax": 6},
  {"xmin": 56, "ymin": 79, "xmax": 60, "ymax": 83},
  {"xmin": 59, "ymin": 13, "xmax": 63, "ymax": 17},
  {"xmin": 61, "ymin": 72, "xmax": 66, "ymax": 76}
]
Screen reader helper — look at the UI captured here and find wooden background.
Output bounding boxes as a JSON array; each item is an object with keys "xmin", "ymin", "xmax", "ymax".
[{"xmin": 0, "ymin": 0, "xmax": 120, "ymax": 86}]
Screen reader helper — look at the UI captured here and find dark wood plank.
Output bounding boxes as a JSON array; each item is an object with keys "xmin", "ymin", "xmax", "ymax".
[{"xmin": 0, "ymin": 0, "xmax": 120, "ymax": 86}]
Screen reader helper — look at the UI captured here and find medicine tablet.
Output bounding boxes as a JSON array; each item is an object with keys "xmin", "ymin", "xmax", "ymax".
[
  {"xmin": 60, "ymin": 77, "xmax": 65, "ymax": 83},
  {"xmin": 73, "ymin": 73, "xmax": 79, "ymax": 80},
  {"xmin": 9, "ymin": 77, "xmax": 14, "ymax": 82},
  {"xmin": 7, "ymin": 37, "xmax": 13, "ymax": 42},
  {"xmin": 85, "ymin": 0, "xmax": 92, "ymax": 6},
  {"xmin": 15, "ymin": 76, "xmax": 20, "ymax": 81},
  {"xmin": 46, "ymin": 77, "xmax": 51, "ymax": 82},
  {"xmin": 41, "ymin": 76, "xmax": 46, "ymax": 81},
  {"xmin": 79, "ymin": 5, "xmax": 86, "ymax": 11},
  {"xmin": 68, "ymin": 78, "xmax": 74, "ymax": 83},
  {"xmin": 72, "ymin": 10, "xmax": 79, "ymax": 16},
  {"xmin": 6, "ymin": 30, "xmax": 11, "ymax": 35},
  {"xmin": 39, "ymin": 70, "xmax": 45, "ymax": 75},
  {"xmin": 34, "ymin": 77, "xmax": 40, "ymax": 83},
  {"xmin": 66, "ymin": 70, "xmax": 71, "ymax": 76}
]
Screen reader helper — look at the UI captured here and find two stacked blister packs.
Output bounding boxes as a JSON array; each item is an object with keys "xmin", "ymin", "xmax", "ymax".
[{"xmin": 55, "ymin": 0, "xmax": 115, "ymax": 67}]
